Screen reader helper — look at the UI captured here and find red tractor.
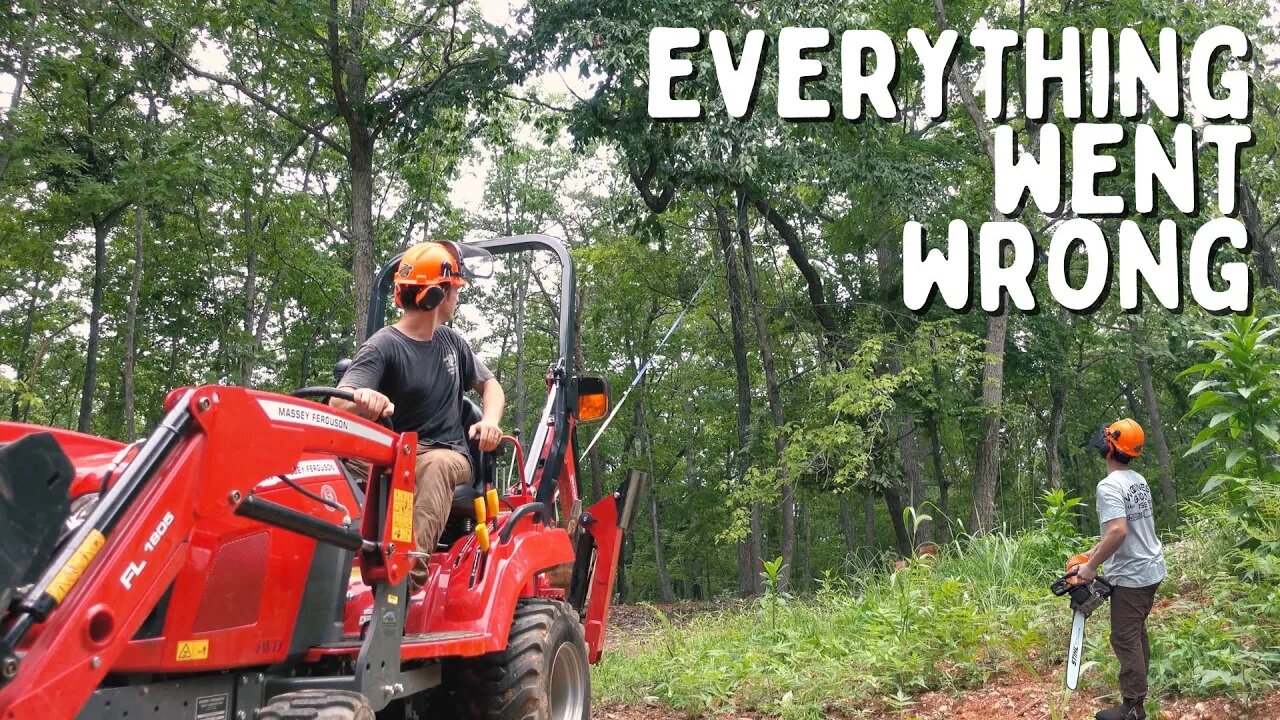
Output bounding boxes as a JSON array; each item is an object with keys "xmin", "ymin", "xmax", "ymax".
[{"xmin": 0, "ymin": 235, "xmax": 640, "ymax": 719}]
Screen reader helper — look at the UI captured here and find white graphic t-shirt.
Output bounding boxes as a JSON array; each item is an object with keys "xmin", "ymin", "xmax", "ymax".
[{"xmin": 1096, "ymin": 469, "xmax": 1167, "ymax": 588}]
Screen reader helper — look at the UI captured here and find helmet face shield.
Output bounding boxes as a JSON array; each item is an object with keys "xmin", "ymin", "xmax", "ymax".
[
  {"xmin": 1085, "ymin": 425, "xmax": 1111, "ymax": 459},
  {"xmin": 443, "ymin": 241, "xmax": 494, "ymax": 281},
  {"xmin": 1082, "ymin": 419, "xmax": 1144, "ymax": 461}
]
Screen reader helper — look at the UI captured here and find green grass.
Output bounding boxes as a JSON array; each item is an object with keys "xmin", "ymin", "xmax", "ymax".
[{"xmin": 595, "ymin": 525, "xmax": 1280, "ymax": 719}]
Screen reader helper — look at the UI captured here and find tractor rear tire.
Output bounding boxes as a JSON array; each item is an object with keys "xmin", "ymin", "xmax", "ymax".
[
  {"xmin": 258, "ymin": 690, "xmax": 376, "ymax": 720},
  {"xmin": 447, "ymin": 598, "xmax": 590, "ymax": 720}
]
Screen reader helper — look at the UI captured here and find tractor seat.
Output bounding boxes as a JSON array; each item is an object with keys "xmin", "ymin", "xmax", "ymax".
[{"xmin": 449, "ymin": 397, "xmax": 498, "ymax": 521}]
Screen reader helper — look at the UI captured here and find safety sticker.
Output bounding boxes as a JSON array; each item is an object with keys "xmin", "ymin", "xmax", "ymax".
[
  {"xmin": 48, "ymin": 530, "xmax": 105, "ymax": 603},
  {"xmin": 194, "ymin": 693, "xmax": 228, "ymax": 720},
  {"xmin": 176, "ymin": 639, "xmax": 210, "ymax": 662},
  {"xmin": 391, "ymin": 489, "xmax": 413, "ymax": 543},
  {"xmin": 257, "ymin": 399, "xmax": 393, "ymax": 447}
]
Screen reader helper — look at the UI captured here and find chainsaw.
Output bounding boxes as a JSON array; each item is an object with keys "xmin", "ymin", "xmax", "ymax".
[{"xmin": 1050, "ymin": 568, "xmax": 1114, "ymax": 690}]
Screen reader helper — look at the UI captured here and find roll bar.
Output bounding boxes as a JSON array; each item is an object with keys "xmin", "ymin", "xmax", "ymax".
[{"xmin": 366, "ymin": 234, "xmax": 577, "ymax": 500}]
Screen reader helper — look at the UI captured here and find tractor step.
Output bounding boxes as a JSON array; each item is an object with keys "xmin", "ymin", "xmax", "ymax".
[{"xmin": 305, "ymin": 630, "xmax": 486, "ymax": 662}]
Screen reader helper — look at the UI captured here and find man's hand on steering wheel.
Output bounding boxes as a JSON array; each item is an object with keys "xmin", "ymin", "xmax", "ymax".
[
  {"xmin": 351, "ymin": 388, "xmax": 395, "ymax": 421},
  {"xmin": 469, "ymin": 420, "xmax": 502, "ymax": 452}
]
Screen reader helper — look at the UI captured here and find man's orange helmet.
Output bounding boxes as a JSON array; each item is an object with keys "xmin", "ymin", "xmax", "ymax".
[
  {"xmin": 1086, "ymin": 418, "xmax": 1145, "ymax": 461},
  {"xmin": 394, "ymin": 242, "xmax": 468, "ymax": 310},
  {"xmin": 395, "ymin": 242, "xmax": 468, "ymax": 289}
]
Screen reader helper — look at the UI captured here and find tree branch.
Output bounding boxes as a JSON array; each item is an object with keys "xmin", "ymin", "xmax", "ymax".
[
  {"xmin": 932, "ymin": 0, "xmax": 996, "ymax": 164},
  {"xmin": 112, "ymin": 0, "xmax": 349, "ymax": 157},
  {"xmin": 628, "ymin": 155, "xmax": 676, "ymax": 213}
]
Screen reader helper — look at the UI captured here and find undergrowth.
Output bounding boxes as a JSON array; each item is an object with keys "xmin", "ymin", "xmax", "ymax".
[
  {"xmin": 597, "ymin": 314, "xmax": 1280, "ymax": 718},
  {"xmin": 595, "ymin": 503, "xmax": 1280, "ymax": 719}
]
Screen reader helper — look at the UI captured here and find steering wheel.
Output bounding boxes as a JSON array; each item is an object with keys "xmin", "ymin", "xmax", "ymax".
[{"xmin": 291, "ymin": 387, "xmax": 394, "ymax": 429}]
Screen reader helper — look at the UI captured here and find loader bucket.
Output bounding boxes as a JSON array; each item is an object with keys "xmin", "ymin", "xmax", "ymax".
[{"xmin": 0, "ymin": 434, "xmax": 74, "ymax": 611}]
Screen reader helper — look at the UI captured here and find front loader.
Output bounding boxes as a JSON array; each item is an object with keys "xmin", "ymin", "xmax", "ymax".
[{"xmin": 0, "ymin": 234, "xmax": 641, "ymax": 719}]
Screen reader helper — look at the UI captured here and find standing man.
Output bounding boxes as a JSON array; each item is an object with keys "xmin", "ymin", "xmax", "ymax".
[
  {"xmin": 1071, "ymin": 418, "xmax": 1167, "ymax": 720},
  {"xmin": 332, "ymin": 241, "xmax": 505, "ymax": 588}
]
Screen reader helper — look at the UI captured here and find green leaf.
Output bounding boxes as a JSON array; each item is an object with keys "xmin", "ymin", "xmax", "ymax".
[
  {"xmin": 1189, "ymin": 379, "xmax": 1221, "ymax": 395},
  {"xmin": 1202, "ymin": 474, "xmax": 1232, "ymax": 495},
  {"xmin": 1259, "ymin": 425, "xmax": 1280, "ymax": 444},
  {"xmin": 1186, "ymin": 391, "xmax": 1225, "ymax": 417},
  {"xmin": 1183, "ymin": 437, "xmax": 1219, "ymax": 457},
  {"xmin": 1225, "ymin": 449, "xmax": 1246, "ymax": 471},
  {"xmin": 1209, "ymin": 412, "xmax": 1233, "ymax": 428}
]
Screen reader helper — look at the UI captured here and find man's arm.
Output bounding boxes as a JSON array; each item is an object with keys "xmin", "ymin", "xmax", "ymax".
[
  {"xmin": 329, "ymin": 342, "xmax": 394, "ymax": 421},
  {"xmin": 1077, "ymin": 517, "xmax": 1128, "ymax": 581},
  {"xmin": 468, "ymin": 377, "xmax": 505, "ymax": 451},
  {"xmin": 333, "ymin": 387, "xmax": 394, "ymax": 421}
]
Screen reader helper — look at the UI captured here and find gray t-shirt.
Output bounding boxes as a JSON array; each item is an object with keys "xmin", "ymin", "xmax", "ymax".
[
  {"xmin": 1096, "ymin": 469, "xmax": 1167, "ymax": 588},
  {"xmin": 338, "ymin": 325, "xmax": 494, "ymax": 456}
]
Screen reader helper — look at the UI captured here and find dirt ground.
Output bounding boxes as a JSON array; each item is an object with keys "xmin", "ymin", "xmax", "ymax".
[{"xmin": 596, "ymin": 602, "xmax": 1280, "ymax": 720}]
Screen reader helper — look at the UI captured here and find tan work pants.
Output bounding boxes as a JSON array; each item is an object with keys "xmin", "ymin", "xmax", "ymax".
[{"xmin": 345, "ymin": 444, "xmax": 471, "ymax": 582}]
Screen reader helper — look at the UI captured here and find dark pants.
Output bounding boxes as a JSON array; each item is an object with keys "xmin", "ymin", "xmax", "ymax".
[{"xmin": 1110, "ymin": 582, "xmax": 1160, "ymax": 701}]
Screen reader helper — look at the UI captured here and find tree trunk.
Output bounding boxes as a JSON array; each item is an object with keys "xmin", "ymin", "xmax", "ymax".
[
  {"xmin": 1134, "ymin": 345, "xmax": 1178, "ymax": 521},
  {"xmin": 635, "ymin": 392, "xmax": 674, "ymax": 603},
  {"xmin": 240, "ymin": 201, "xmax": 258, "ymax": 386},
  {"xmin": 877, "ymin": 235, "xmax": 931, "ymax": 546},
  {"xmin": 839, "ymin": 494, "xmax": 857, "ymax": 556},
  {"xmin": 736, "ymin": 191, "xmax": 794, "ymax": 590},
  {"xmin": 927, "ymin": 343, "xmax": 951, "ymax": 544},
  {"xmin": 801, "ymin": 499, "xmax": 812, "ymax": 591},
  {"xmin": 648, "ymin": 480, "xmax": 675, "ymax": 603},
  {"xmin": 1122, "ymin": 383, "xmax": 1145, "ymax": 424},
  {"xmin": 122, "ymin": 206, "xmax": 145, "ymax": 438},
  {"xmin": 933, "ymin": 0, "xmax": 1010, "ymax": 537},
  {"xmin": 883, "ymin": 485, "xmax": 912, "ymax": 556},
  {"xmin": 1239, "ymin": 180, "xmax": 1280, "ymax": 291},
  {"xmin": 78, "ymin": 217, "xmax": 114, "ymax": 433},
  {"xmin": 0, "ymin": 0, "xmax": 40, "ymax": 183},
  {"xmin": 864, "ymin": 491, "xmax": 875, "ymax": 547},
  {"xmin": 712, "ymin": 199, "xmax": 760, "ymax": 596},
  {"xmin": 969, "ymin": 312, "xmax": 1009, "ymax": 535},
  {"xmin": 1046, "ymin": 384, "xmax": 1068, "ymax": 491},
  {"xmin": 927, "ymin": 408, "xmax": 950, "ymax": 543},
  {"xmin": 349, "ymin": 131, "xmax": 375, "ymax": 346},
  {"xmin": 749, "ymin": 503, "xmax": 764, "ymax": 588}
]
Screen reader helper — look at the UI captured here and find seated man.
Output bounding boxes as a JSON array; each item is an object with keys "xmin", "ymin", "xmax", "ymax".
[{"xmin": 332, "ymin": 241, "xmax": 505, "ymax": 588}]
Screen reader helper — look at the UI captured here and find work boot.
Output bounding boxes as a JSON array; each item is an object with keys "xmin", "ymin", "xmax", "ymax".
[
  {"xmin": 1095, "ymin": 698, "xmax": 1145, "ymax": 720},
  {"xmin": 409, "ymin": 558, "xmax": 428, "ymax": 595}
]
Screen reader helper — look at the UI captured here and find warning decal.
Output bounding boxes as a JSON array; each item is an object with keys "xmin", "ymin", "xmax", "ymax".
[
  {"xmin": 48, "ymin": 529, "xmax": 105, "ymax": 602},
  {"xmin": 195, "ymin": 693, "xmax": 228, "ymax": 720},
  {"xmin": 391, "ymin": 489, "xmax": 413, "ymax": 543},
  {"xmin": 176, "ymin": 639, "xmax": 210, "ymax": 662}
]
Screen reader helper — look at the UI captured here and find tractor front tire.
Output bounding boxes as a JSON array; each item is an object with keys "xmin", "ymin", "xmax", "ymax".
[
  {"xmin": 448, "ymin": 598, "xmax": 590, "ymax": 720},
  {"xmin": 258, "ymin": 690, "xmax": 376, "ymax": 720}
]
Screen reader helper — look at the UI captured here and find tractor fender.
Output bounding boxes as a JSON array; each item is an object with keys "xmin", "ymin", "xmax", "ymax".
[{"xmin": 424, "ymin": 521, "xmax": 573, "ymax": 653}]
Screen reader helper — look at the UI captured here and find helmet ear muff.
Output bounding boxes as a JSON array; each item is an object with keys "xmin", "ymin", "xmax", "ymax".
[
  {"xmin": 395, "ymin": 284, "xmax": 446, "ymax": 311},
  {"xmin": 419, "ymin": 285, "xmax": 446, "ymax": 310}
]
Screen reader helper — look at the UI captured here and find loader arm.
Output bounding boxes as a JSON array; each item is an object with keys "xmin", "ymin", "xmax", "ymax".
[{"xmin": 0, "ymin": 386, "xmax": 417, "ymax": 720}]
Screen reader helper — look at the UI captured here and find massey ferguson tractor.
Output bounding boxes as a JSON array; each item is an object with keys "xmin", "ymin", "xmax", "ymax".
[{"xmin": 0, "ymin": 234, "xmax": 640, "ymax": 719}]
